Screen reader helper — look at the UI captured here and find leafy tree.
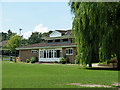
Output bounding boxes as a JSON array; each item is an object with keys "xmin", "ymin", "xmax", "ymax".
[
  {"xmin": 22, "ymin": 38, "xmax": 28, "ymax": 46},
  {"xmin": 28, "ymin": 32, "xmax": 43, "ymax": 44},
  {"xmin": 7, "ymin": 34, "xmax": 22, "ymax": 53},
  {"xmin": 69, "ymin": 2, "xmax": 120, "ymax": 68},
  {"xmin": 42, "ymin": 31, "xmax": 53, "ymax": 37},
  {"xmin": 7, "ymin": 29, "xmax": 16, "ymax": 40}
]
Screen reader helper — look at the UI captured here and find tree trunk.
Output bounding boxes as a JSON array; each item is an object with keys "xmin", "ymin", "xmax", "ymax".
[
  {"xmin": 117, "ymin": 57, "xmax": 120, "ymax": 70},
  {"xmin": 89, "ymin": 62, "xmax": 92, "ymax": 67}
]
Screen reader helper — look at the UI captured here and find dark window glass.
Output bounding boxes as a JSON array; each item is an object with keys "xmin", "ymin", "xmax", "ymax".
[
  {"xmin": 32, "ymin": 50, "xmax": 37, "ymax": 53},
  {"xmin": 55, "ymin": 39, "xmax": 60, "ymax": 42},
  {"xmin": 48, "ymin": 40, "xmax": 53, "ymax": 43},
  {"xmin": 63, "ymin": 39, "xmax": 68, "ymax": 42}
]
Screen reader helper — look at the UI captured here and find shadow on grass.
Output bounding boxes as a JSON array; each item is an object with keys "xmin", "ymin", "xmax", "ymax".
[{"xmin": 85, "ymin": 67, "xmax": 119, "ymax": 71}]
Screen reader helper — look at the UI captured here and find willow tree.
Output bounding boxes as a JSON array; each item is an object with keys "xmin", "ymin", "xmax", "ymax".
[{"xmin": 69, "ymin": 2, "xmax": 120, "ymax": 68}]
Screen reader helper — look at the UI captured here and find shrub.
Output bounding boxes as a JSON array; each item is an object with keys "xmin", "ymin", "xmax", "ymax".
[
  {"xmin": 31, "ymin": 57, "xmax": 38, "ymax": 63},
  {"xmin": 63, "ymin": 55, "xmax": 70, "ymax": 63},
  {"xmin": 59, "ymin": 57, "xmax": 66, "ymax": 64},
  {"xmin": 53, "ymin": 61, "xmax": 58, "ymax": 64},
  {"xmin": 75, "ymin": 55, "xmax": 80, "ymax": 64},
  {"xmin": 13, "ymin": 57, "xmax": 16, "ymax": 63},
  {"xmin": 26, "ymin": 59, "xmax": 30, "ymax": 63}
]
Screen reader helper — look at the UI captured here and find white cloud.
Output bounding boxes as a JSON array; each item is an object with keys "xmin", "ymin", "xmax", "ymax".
[
  {"xmin": 22, "ymin": 31, "xmax": 32, "ymax": 39},
  {"xmin": 23, "ymin": 24, "xmax": 49, "ymax": 39},
  {"xmin": 33, "ymin": 24, "xmax": 49, "ymax": 33}
]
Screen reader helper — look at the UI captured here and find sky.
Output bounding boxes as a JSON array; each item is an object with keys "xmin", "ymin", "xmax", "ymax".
[{"xmin": 1, "ymin": 2, "xmax": 73, "ymax": 38}]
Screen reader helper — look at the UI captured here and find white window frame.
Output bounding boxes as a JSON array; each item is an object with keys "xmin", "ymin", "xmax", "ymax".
[{"xmin": 66, "ymin": 48, "xmax": 73, "ymax": 55}]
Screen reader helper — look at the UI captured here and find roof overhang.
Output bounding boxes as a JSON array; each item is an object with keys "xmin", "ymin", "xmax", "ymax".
[
  {"xmin": 16, "ymin": 45, "xmax": 77, "ymax": 50},
  {"xmin": 42, "ymin": 35, "xmax": 73, "ymax": 40}
]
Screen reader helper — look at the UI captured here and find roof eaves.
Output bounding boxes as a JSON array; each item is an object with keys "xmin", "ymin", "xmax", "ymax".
[{"xmin": 16, "ymin": 45, "xmax": 77, "ymax": 50}]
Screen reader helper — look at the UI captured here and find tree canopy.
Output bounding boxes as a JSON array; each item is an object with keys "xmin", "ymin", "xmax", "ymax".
[
  {"xmin": 28, "ymin": 32, "xmax": 43, "ymax": 44},
  {"xmin": 7, "ymin": 35, "xmax": 22, "ymax": 53},
  {"xmin": 69, "ymin": 2, "xmax": 120, "ymax": 67}
]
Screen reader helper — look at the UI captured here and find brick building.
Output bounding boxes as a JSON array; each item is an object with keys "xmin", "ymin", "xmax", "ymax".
[{"xmin": 16, "ymin": 30, "xmax": 77, "ymax": 63}]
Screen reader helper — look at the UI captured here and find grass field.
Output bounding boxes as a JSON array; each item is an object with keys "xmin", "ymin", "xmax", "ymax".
[{"xmin": 2, "ymin": 61, "xmax": 119, "ymax": 88}]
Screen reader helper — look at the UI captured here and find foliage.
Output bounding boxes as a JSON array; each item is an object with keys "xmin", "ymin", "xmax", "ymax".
[
  {"xmin": 59, "ymin": 57, "xmax": 67, "ymax": 64},
  {"xmin": 28, "ymin": 32, "xmax": 43, "ymax": 44},
  {"xmin": 2, "ymin": 62, "xmax": 118, "ymax": 88},
  {"xmin": 6, "ymin": 35, "xmax": 22, "ymax": 53},
  {"xmin": 53, "ymin": 61, "xmax": 58, "ymax": 64},
  {"xmin": 12, "ymin": 57, "xmax": 16, "ymax": 63},
  {"xmin": 31, "ymin": 57, "xmax": 38, "ymax": 63},
  {"xmin": 22, "ymin": 38, "xmax": 28, "ymax": 46},
  {"xmin": 69, "ymin": 2, "xmax": 120, "ymax": 67},
  {"xmin": 26, "ymin": 59, "xmax": 30, "ymax": 63},
  {"xmin": 42, "ymin": 31, "xmax": 53, "ymax": 37},
  {"xmin": 0, "ymin": 30, "xmax": 16, "ymax": 41}
]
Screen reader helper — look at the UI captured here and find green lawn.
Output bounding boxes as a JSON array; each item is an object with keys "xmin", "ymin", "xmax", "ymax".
[{"xmin": 2, "ymin": 61, "xmax": 118, "ymax": 88}]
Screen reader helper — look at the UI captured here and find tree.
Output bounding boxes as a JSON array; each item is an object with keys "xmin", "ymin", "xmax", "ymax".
[
  {"xmin": 28, "ymin": 32, "xmax": 43, "ymax": 44},
  {"xmin": 42, "ymin": 31, "xmax": 53, "ymax": 37},
  {"xmin": 69, "ymin": 2, "xmax": 120, "ymax": 68},
  {"xmin": 7, "ymin": 29, "xmax": 16, "ymax": 40},
  {"xmin": 7, "ymin": 34, "xmax": 22, "ymax": 53}
]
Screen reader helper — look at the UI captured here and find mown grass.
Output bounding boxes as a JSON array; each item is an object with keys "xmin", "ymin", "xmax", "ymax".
[{"xmin": 2, "ymin": 61, "xmax": 118, "ymax": 88}]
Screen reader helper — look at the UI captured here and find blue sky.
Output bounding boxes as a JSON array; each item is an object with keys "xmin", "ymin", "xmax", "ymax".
[{"xmin": 1, "ymin": 2, "xmax": 73, "ymax": 38}]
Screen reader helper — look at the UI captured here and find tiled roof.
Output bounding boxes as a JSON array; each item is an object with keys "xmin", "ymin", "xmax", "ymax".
[
  {"xmin": 65, "ymin": 30, "xmax": 72, "ymax": 35},
  {"xmin": 16, "ymin": 42, "xmax": 76, "ymax": 50}
]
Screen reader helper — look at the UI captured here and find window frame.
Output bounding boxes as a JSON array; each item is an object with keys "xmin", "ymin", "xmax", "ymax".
[{"xmin": 66, "ymin": 48, "xmax": 73, "ymax": 55}]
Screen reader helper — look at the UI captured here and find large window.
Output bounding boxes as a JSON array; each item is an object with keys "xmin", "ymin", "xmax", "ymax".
[
  {"xmin": 66, "ymin": 48, "xmax": 73, "ymax": 55},
  {"xmin": 54, "ymin": 50, "xmax": 62, "ymax": 58},
  {"xmin": 40, "ymin": 49, "xmax": 62, "ymax": 58}
]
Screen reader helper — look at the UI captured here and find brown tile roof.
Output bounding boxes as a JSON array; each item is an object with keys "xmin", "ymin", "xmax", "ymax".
[
  {"xmin": 65, "ymin": 30, "xmax": 72, "ymax": 35},
  {"xmin": 16, "ymin": 42, "xmax": 76, "ymax": 49}
]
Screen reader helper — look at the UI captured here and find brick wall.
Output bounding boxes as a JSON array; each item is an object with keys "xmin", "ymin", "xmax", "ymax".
[
  {"xmin": 19, "ymin": 49, "xmax": 39, "ymax": 62},
  {"xmin": 19, "ymin": 47, "xmax": 77, "ymax": 63},
  {"xmin": 62, "ymin": 47, "xmax": 77, "ymax": 64}
]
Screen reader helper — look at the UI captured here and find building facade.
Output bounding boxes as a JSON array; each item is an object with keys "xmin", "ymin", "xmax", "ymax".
[{"xmin": 16, "ymin": 30, "xmax": 77, "ymax": 63}]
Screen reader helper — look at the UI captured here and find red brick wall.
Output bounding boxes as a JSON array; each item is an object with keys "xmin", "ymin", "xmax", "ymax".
[
  {"xmin": 62, "ymin": 47, "xmax": 77, "ymax": 64},
  {"xmin": 19, "ymin": 49, "xmax": 39, "ymax": 62},
  {"xmin": 19, "ymin": 47, "xmax": 77, "ymax": 63}
]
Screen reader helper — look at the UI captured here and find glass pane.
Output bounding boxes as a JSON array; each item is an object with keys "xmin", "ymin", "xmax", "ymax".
[
  {"xmin": 51, "ymin": 50, "xmax": 53, "ymax": 58},
  {"xmin": 44, "ymin": 50, "xmax": 46, "ymax": 58},
  {"xmin": 49, "ymin": 50, "xmax": 51, "ymax": 58}
]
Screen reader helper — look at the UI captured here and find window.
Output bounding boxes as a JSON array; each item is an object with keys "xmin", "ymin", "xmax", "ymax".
[
  {"xmin": 66, "ymin": 48, "xmax": 73, "ymax": 55},
  {"xmin": 40, "ymin": 50, "xmax": 44, "ymax": 58},
  {"xmin": 44, "ymin": 50, "xmax": 46, "ymax": 58},
  {"xmin": 31, "ymin": 50, "xmax": 37, "ymax": 54},
  {"xmin": 63, "ymin": 39, "xmax": 68, "ymax": 42},
  {"xmin": 48, "ymin": 40, "xmax": 53, "ymax": 43},
  {"xmin": 55, "ymin": 39, "xmax": 60, "ymax": 42},
  {"xmin": 40, "ymin": 49, "xmax": 62, "ymax": 58}
]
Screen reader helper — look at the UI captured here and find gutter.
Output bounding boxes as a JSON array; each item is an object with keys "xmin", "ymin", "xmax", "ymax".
[{"xmin": 16, "ymin": 45, "xmax": 77, "ymax": 50}]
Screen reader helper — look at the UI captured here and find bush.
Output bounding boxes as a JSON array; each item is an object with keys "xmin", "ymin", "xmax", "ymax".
[
  {"xmin": 53, "ymin": 61, "xmax": 58, "ymax": 64},
  {"xmin": 12, "ymin": 57, "xmax": 16, "ymax": 63},
  {"xmin": 31, "ymin": 57, "xmax": 38, "ymax": 63},
  {"xmin": 26, "ymin": 59, "xmax": 30, "ymax": 63},
  {"xmin": 75, "ymin": 55, "xmax": 80, "ymax": 64},
  {"xmin": 59, "ymin": 57, "xmax": 66, "ymax": 64}
]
